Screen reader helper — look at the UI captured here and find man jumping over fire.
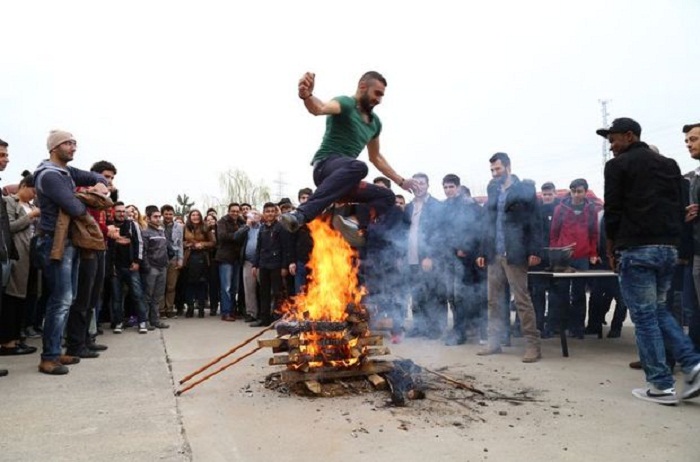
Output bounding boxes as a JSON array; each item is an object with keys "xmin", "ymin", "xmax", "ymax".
[{"xmin": 279, "ymin": 71, "xmax": 418, "ymax": 247}]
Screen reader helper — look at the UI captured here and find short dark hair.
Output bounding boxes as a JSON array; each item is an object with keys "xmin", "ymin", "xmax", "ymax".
[
  {"xmin": 91, "ymin": 160, "xmax": 117, "ymax": 175},
  {"xmin": 541, "ymin": 182, "xmax": 556, "ymax": 191},
  {"xmin": 227, "ymin": 202, "xmax": 240, "ymax": 210},
  {"xmin": 460, "ymin": 185, "xmax": 471, "ymax": 197},
  {"xmin": 373, "ymin": 176, "xmax": 391, "ymax": 188},
  {"xmin": 206, "ymin": 208, "xmax": 217, "ymax": 216},
  {"xmin": 262, "ymin": 202, "xmax": 277, "ymax": 210},
  {"xmin": 19, "ymin": 173, "xmax": 34, "ymax": 188},
  {"xmin": 412, "ymin": 172, "xmax": 429, "ymax": 183},
  {"xmin": 0, "ymin": 138, "xmax": 7, "ymax": 148},
  {"xmin": 360, "ymin": 71, "xmax": 387, "ymax": 87},
  {"xmin": 683, "ymin": 123, "xmax": 700, "ymax": 134},
  {"xmin": 114, "ymin": 201, "xmax": 125, "ymax": 207},
  {"xmin": 569, "ymin": 178, "xmax": 589, "ymax": 191},
  {"xmin": 442, "ymin": 174, "xmax": 460, "ymax": 186},
  {"xmin": 145, "ymin": 205, "xmax": 159, "ymax": 217},
  {"xmin": 241, "ymin": 202, "xmax": 252, "ymax": 209},
  {"xmin": 489, "ymin": 152, "xmax": 511, "ymax": 167},
  {"xmin": 278, "ymin": 197, "xmax": 292, "ymax": 206},
  {"xmin": 161, "ymin": 204, "xmax": 175, "ymax": 213},
  {"xmin": 297, "ymin": 188, "xmax": 312, "ymax": 200},
  {"xmin": 396, "ymin": 194, "xmax": 405, "ymax": 201}
]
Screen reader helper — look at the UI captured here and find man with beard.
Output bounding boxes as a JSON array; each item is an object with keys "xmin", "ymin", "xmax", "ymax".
[
  {"xmin": 33, "ymin": 130, "xmax": 109, "ymax": 375},
  {"xmin": 279, "ymin": 71, "xmax": 417, "ymax": 247},
  {"xmin": 600, "ymin": 117, "xmax": 700, "ymax": 404},
  {"xmin": 476, "ymin": 152, "xmax": 543, "ymax": 363}
]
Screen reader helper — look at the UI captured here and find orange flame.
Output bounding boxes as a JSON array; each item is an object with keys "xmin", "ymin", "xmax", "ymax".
[
  {"xmin": 283, "ymin": 217, "xmax": 365, "ymax": 321},
  {"xmin": 281, "ymin": 217, "xmax": 367, "ymax": 370}
]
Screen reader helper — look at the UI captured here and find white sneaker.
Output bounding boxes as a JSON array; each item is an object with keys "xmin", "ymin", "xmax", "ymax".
[
  {"xmin": 681, "ymin": 363, "xmax": 700, "ymax": 400},
  {"xmin": 113, "ymin": 323, "xmax": 123, "ymax": 334},
  {"xmin": 331, "ymin": 215, "xmax": 365, "ymax": 248},
  {"xmin": 138, "ymin": 322, "xmax": 148, "ymax": 334},
  {"xmin": 632, "ymin": 384, "xmax": 679, "ymax": 405}
]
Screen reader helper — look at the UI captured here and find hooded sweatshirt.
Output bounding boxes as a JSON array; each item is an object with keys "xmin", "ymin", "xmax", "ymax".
[{"xmin": 549, "ymin": 197, "xmax": 599, "ymax": 259}]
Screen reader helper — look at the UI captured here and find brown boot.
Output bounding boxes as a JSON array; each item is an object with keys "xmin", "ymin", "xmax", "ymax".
[
  {"xmin": 477, "ymin": 345, "xmax": 502, "ymax": 356},
  {"xmin": 38, "ymin": 360, "xmax": 69, "ymax": 375},
  {"xmin": 59, "ymin": 355, "xmax": 81, "ymax": 365},
  {"xmin": 522, "ymin": 345, "xmax": 542, "ymax": 363}
]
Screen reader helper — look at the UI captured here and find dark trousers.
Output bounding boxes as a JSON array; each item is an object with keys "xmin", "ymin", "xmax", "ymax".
[
  {"xmin": 409, "ymin": 264, "xmax": 447, "ymax": 338},
  {"xmin": 0, "ymin": 294, "xmax": 24, "ymax": 343},
  {"xmin": 258, "ymin": 267, "xmax": 282, "ymax": 323},
  {"xmin": 588, "ymin": 276, "xmax": 627, "ymax": 331},
  {"xmin": 66, "ymin": 254, "xmax": 98, "ymax": 354},
  {"xmin": 549, "ymin": 258, "xmax": 589, "ymax": 335},
  {"xmin": 297, "ymin": 155, "xmax": 395, "ymax": 228}
]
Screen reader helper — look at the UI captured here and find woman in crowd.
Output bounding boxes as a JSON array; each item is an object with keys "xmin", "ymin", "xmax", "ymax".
[
  {"xmin": 0, "ymin": 174, "xmax": 39, "ymax": 356},
  {"xmin": 183, "ymin": 209, "xmax": 215, "ymax": 318}
]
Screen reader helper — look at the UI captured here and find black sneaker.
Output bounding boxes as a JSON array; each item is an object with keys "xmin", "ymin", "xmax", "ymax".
[
  {"xmin": 279, "ymin": 211, "xmax": 305, "ymax": 233},
  {"xmin": 76, "ymin": 349, "xmax": 100, "ymax": 359},
  {"xmin": 87, "ymin": 343, "xmax": 108, "ymax": 351}
]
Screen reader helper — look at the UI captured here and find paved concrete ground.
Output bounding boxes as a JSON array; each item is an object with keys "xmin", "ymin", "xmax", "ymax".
[{"xmin": 2, "ymin": 316, "xmax": 699, "ymax": 461}]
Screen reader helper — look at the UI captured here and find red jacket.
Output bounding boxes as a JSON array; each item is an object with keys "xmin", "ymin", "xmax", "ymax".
[{"xmin": 549, "ymin": 198, "xmax": 599, "ymax": 259}]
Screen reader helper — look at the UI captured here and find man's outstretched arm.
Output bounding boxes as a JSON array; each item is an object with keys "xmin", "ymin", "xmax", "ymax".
[
  {"xmin": 298, "ymin": 72, "xmax": 341, "ymax": 116},
  {"xmin": 367, "ymin": 137, "xmax": 417, "ymax": 193}
]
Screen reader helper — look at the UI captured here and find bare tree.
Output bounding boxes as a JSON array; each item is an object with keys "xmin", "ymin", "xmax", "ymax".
[{"xmin": 218, "ymin": 169, "xmax": 271, "ymax": 209}]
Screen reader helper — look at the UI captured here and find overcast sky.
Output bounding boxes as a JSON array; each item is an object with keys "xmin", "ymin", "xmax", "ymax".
[{"xmin": 1, "ymin": 0, "xmax": 699, "ymax": 210}]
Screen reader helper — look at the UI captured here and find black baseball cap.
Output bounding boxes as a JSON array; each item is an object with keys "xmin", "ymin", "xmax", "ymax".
[{"xmin": 596, "ymin": 117, "xmax": 642, "ymax": 138}]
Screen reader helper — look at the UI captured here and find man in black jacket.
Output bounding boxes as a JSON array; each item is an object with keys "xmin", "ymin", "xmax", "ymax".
[
  {"xmin": 476, "ymin": 152, "xmax": 542, "ymax": 362},
  {"xmin": 0, "ymin": 138, "xmax": 20, "ymax": 377},
  {"xmin": 600, "ymin": 117, "xmax": 700, "ymax": 404},
  {"xmin": 215, "ymin": 203, "xmax": 244, "ymax": 322}
]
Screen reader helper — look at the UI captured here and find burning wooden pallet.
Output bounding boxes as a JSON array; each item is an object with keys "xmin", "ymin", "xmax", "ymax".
[{"xmin": 258, "ymin": 306, "xmax": 393, "ymax": 389}]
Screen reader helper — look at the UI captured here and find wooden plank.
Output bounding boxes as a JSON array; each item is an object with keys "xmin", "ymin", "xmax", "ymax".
[
  {"xmin": 260, "ymin": 335, "xmax": 382, "ymax": 349},
  {"xmin": 367, "ymin": 374, "xmax": 387, "ymax": 390},
  {"xmin": 305, "ymin": 380, "xmax": 322, "ymax": 394},
  {"xmin": 280, "ymin": 361, "xmax": 394, "ymax": 383}
]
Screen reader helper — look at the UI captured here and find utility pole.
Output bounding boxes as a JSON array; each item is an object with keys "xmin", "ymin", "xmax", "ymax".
[
  {"xmin": 273, "ymin": 171, "xmax": 287, "ymax": 201},
  {"xmin": 599, "ymin": 99, "xmax": 611, "ymax": 170}
]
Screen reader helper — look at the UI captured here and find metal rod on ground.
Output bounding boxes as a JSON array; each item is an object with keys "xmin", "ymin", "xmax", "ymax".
[
  {"xmin": 422, "ymin": 367, "xmax": 485, "ymax": 396},
  {"xmin": 176, "ymin": 346, "xmax": 264, "ymax": 396},
  {"xmin": 179, "ymin": 323, "xmax": 277, "ymax": 385}
]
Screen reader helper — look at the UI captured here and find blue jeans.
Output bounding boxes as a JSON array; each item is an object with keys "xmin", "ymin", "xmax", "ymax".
[
  {"xmin": 111, "ymin": 267, "xmax": 149, "ymax": 324},
  {"xmin": 219, "ymin": 262, "xmax": 241, "ymax": 316},
  {"xmin": 37, "ymin": 236, "xmax": 79, "ymax": 361},
  {"xmin": 619, "ymin": 246, "xmax": 700, "ymax": 389}
]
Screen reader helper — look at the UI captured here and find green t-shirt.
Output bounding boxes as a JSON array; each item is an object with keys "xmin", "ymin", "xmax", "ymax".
[{"xmin": 311, "ymin": 95, "xmax": 382, "ymax": 164}]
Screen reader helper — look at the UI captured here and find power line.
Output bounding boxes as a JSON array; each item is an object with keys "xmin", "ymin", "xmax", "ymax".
[{"xmin": 599, "ymin": 99, "xmax": 611, "ymax": 171}]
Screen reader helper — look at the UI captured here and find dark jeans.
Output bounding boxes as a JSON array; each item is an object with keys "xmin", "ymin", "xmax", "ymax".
[
  {"xmin": 111, "ymin": 267, "xmax": 149, "ymax": 324},
  {"xmin": 36, "ymin": 236, "xmax": 79, "ymax": 361},
  {"xmin": 619, "ymin": 246, "xmax": 700, "ymax": 389},
  {"xmin": 66, "ymin": 254, "xmax": 98, "ymax": 355},
  {"xmin": 297, "ymin": 155, "xmax": 395, "ymax": 228},
  {"xmin": 219, "ymin": 262, "xmax": 241, "ymax": 316}
]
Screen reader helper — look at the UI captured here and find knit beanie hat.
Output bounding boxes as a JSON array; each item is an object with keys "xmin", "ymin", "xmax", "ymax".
[{"xmin": 47, "ymin": 130, "xmax": 75, "ymax": 152}]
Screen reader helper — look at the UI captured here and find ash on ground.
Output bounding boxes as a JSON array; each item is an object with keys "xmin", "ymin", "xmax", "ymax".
[{"xmin": 262, "ymin": 359, "xmax": 544, "ymax": 425}]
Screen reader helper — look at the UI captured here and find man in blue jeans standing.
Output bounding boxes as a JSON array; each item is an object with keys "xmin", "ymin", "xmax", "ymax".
[
  {"xmin": 33, "ymin": 130, "xmax": 109, "ymax": 375},
  {"xmin": 600, "ymin": 117, "xmax": 700, "ymax": 404},
  {"xmin": 279, "ymin": 71, "xmax": 417, "ymax": 247}
]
